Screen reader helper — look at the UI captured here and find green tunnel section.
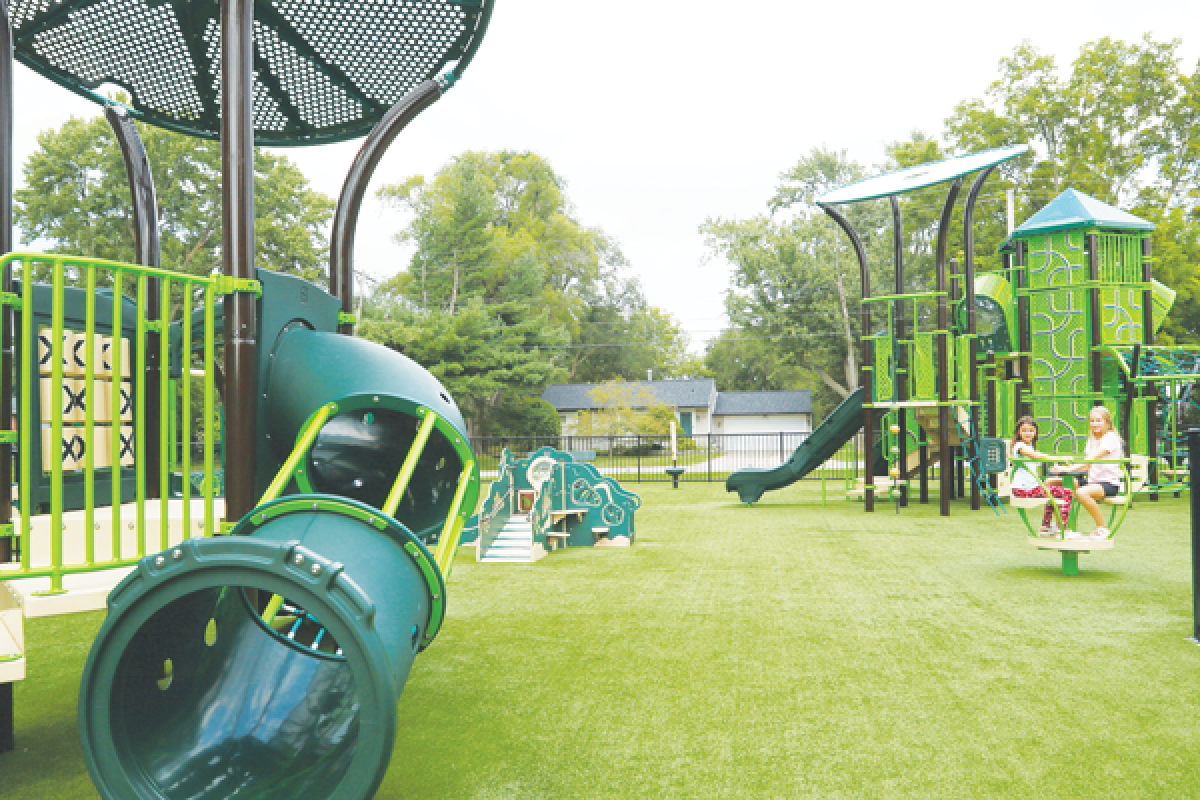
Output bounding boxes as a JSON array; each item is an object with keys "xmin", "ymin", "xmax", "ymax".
[
  {"xmin": 79, "ymin": 495, "xmax": 443, "ymax": 799},
  {"xmin": 725, "ymin": 387, "xmax": 868, "ymax": 504},
  {"xmin": 262, "ymin": 326, "xmax": 479, "ymax": 543}
]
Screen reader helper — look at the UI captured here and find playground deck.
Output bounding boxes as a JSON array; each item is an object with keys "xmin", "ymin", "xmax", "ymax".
[
  {"xmin": 5, "ymin": 482, "xmax": 1199, "ymax": 798},
  {"xmin": 0, "ymin": 497, "xmax": 224, "ymax": 616}
]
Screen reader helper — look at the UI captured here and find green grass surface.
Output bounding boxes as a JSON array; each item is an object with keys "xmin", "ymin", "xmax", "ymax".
[{"xmin": 6, "ymin": 482, "xmax": 1200, "ymax": 797}]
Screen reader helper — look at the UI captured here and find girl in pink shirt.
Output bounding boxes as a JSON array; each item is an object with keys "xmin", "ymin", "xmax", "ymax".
[{"xmin": 1052, "ymin": 407, "xmax": 1123, "ymax": 539}]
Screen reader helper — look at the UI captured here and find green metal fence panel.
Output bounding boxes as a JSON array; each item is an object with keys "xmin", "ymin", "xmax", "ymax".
[{"xmin": 3, "ymin": 253, "xmax": 222, "ymax": 590}]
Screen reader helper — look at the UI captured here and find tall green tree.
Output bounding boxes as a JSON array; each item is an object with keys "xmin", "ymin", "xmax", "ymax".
[
  {"xmin": 16, "ymin": 112, "xmax": 334, "ymax": 282},
  {"xmin": 359, "ymin": 290, "xmax": 568, "ymax": 436},
  {"xmin": 944, "ymin": 35, "xmax": 1200, "ymax": 338},
  {"xmin": 370, "ymin": 150, "xmax": 692, "ymax": 433}
]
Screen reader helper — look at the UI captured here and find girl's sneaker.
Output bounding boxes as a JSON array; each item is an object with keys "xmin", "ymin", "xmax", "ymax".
[{"xmin": 1092, "ymin": 527, "xmax": 1111, "ymax": 540}]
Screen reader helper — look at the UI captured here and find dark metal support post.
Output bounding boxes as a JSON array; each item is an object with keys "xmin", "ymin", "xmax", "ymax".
[
  {"xmin": 222, "ymin": 0, "xmax": 258, "ymax": 520},
  {"xmin": 330, "ymin": 79, "xmax": 443, "ymax": 334},
  {"xmin": 821, "ymin": 203, "xmax": 874, "ymax": 512},
  {"xmin": 934, "ymin": 180, "xmax": 962, "ymax": 516},
  {"xmin": 1087, "ymin": 233, "xmax": 1104, "ymax": 398},
  {"xmin": 0, "ymin": 681, "xmax": 10, "ymax": 753},
  {"xmin": 0, "ymin": 0, "xmax": 11, "ymax": 567},
  {"xmin": 890, "ymin": 196, "xmax": 907, "ymax": 506},
  {"xmin": 1142, "ymin": 237, "xmax": 1158, "ymax": 501},
  {"xmin": 0, "ymin": 1, "xmax": 12, "ymax": 752},
  {"xmin": 106, "ymin": 105, "xmax": 161, "ymax": 498},
  {"xmin": 963, "ymin": 168, "xmax": 994, "ymax": 511},
  {"xmin": 919, "ymin": 444, "xmax": 928, "ymax": 502},
  {"xmin": 1014, "ymin": 242, "xmax": 1032, "ymax": 418}
]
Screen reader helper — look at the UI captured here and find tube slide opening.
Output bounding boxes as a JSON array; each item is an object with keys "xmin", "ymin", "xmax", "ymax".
[{"xmin": 109, "ymin": 583, "xmax": 360, "ymax": 798}]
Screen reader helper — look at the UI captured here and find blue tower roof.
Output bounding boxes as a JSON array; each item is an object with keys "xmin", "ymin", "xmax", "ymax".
[{"xmin": 1001, "ymin": 189, "xmax": 1153, "ymax": 251}]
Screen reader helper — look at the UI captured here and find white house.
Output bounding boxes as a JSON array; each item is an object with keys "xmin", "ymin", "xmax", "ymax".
[{"xmin": 541, "ymin": 379, "xmax": 813, "ymax": 442}]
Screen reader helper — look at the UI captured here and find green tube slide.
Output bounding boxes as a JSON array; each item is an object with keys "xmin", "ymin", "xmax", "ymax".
[
  {"xmin": 79, "ymin": 497, "xmax": 441, "ymax": 798},
  {"xmin": 79, "ymin": 272, "xmax": 479, "ymax": 799},
  {"xmin": 726, "ymin": 388, "xmax": 867, "ymax": 504}
]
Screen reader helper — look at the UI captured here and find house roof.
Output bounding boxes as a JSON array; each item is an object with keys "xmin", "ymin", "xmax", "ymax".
[
  {"xmin": 542, "ymin": 381, "xmax": 814, "ymax": 417},
  {"xmin": 714, "ymin": 391, "xmax": 813, "ymax": 416},
  {"xmin": 541, "ymin": 379, "xmax": 717, "ymax": 411}
]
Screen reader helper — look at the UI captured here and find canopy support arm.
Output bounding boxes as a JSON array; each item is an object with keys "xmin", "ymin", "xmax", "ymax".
[
  {"xmin": 330, "ymin": 79, "xmax": 444, "ymax": 334},
  {"xmin": 106, "ymin": 105, "xmax": 163, "ymax": 498},
  {"xmin": 934, "ymin": 178, "xmax": 962, "ymax": 517},
  {"xmin": 820, "ymin": 202, "xmax": 874, "ymax": 512}
]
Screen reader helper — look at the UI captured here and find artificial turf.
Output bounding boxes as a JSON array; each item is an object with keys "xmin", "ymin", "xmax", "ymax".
[{"xmin": 4, "ymin": 480, "xmax": 1199, "ymax": 797}]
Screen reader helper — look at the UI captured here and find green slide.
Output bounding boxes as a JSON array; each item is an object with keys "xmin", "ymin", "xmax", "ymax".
[{"xmin": 726, "ymin": 388, "xmax": 867, "ymax": 504}]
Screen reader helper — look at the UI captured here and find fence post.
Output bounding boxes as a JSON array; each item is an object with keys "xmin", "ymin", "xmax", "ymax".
[
  {"xmin": 637, "ymin": 434, "xmax": 641, "ymax": 483},
  {"xmin": 707, "ymin": 433, "xmax": 712, "ymax": 483}
]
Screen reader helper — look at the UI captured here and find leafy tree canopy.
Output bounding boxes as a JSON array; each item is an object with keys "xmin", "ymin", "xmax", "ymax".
[
  {"xmin": 944, "ymin": 35, "xmax": 1200, "ymax": 339},
  {"xmin": 368, "ymin": 150, "xmax": 694, "ymax": 434},
  {"xmin": 16, "ymin": 112, "xmax": 333, "ymax": 283}
]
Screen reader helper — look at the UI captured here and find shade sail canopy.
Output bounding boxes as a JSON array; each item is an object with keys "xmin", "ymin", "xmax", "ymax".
[
  {"xmin": 816, "ymin": 144, "xmax": 1029, "ymax": 205},
  {"xmin": 10, "ymin": 0, "xmax": 493, "ymax": 145},
  {"xmin": 1001, "ymin": 189, "xmax": 1155, "ymax": 250}
]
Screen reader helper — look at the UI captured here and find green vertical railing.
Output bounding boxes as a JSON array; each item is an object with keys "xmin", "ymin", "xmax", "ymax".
[{"xmin": 4, "ymin": 253, "xmax": 224, "ymax": 590}]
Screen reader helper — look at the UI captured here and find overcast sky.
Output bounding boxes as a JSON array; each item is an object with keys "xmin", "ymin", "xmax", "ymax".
[{"xmin": 10, "ymin": 0, "xmax": 1199, "ymax": 354}]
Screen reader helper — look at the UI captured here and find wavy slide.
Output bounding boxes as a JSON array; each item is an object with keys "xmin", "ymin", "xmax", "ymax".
[{"xmin": 726, "ymin": 388, "xmax": 867, "ymax": 504}]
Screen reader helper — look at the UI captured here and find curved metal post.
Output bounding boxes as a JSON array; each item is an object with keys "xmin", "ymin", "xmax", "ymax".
[
  {"xmin": 0, "ymin": 10, "xmax": 12, "ymax": 753},
  {"xmin": 106, "ymin": 105, "xmax": 161, "ymax": 498},
  {"xmin": 963, "ymin": 167, "xmax": 994, "ymax": 511},
  {"xmin": 222, "ymin": 0, "xmax": 257, "ymax": 520},
  {"xmin": 0, "ymin": 0, "xmax": 12, "ymax": 568},
  {"xmin": 890, "ymin": 196, "xmax": 907, "ymax": 506},
  {"xmin": 330, "ymin": 79, "xmax": 443, "ymax": 334},
  {"xmin": 934, "ymin": 178, "xmax": 962, "ymax": 516},
  {"xmin": 821, "ymin": 202, "xmax": 874, "ymax": 512}
]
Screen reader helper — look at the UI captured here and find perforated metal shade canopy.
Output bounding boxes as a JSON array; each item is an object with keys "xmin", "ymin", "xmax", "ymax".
[
  {"xmin": 817, "ymin": 144, "xmax": 1029, "ymax": 205},
  {"xmin": 10, "ymin": 0, "xmax": 493, "ymax": 145}
]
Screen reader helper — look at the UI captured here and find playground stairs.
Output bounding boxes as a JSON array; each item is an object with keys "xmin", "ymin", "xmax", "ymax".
[{"xmin": 480, "ymin": 513, "xmax": 544, "ymax": 563}]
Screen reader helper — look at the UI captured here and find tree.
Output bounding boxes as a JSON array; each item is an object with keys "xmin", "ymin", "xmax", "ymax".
[
  {"xmin": 16, "ymin": 112, "xmax": 334, "ymax": 283},
  {"xmin": 376, "ymin": 150, "xmax": 691, "ymax": 384},
  {"xmin": 944, "ymin": 35, "xmax": 1200, "ymax": 300},
  {"xmin": 573, "ymin": 380, "xmax": 675, "ymax": 437},
  {"xmin": 703, "ymin": 329, "xmax": 806, "ymax": 391},
  {"xmin": 359, "ymin": 290, "xmax": 568, "ymax": 437}
]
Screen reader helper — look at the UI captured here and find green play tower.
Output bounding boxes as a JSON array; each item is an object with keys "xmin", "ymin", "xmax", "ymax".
[{"xmin": 996, "ymin": 189, "xmax": 1163, "ymax": 457}]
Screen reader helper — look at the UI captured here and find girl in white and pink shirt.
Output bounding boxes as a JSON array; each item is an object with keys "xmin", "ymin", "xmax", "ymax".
[{"xmin": 1049, "ymin": 406, "xmax": 1123, "ymax": 539}]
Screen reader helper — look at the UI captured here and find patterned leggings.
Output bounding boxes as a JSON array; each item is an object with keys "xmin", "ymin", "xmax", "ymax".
[{"xmin": 1012, "ymin": 486, "xmax": 1072, "ymax": 528}]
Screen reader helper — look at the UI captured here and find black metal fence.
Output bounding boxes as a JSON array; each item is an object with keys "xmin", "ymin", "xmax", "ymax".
[{"xmin": 469, "ymin": 432, "xmax": 863, "ymax": 483}]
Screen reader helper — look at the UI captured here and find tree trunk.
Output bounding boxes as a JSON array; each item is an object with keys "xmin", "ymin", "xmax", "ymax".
[{"xmin": 834, "ymin": 270, "xmax": 858, "ymax": 390}]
